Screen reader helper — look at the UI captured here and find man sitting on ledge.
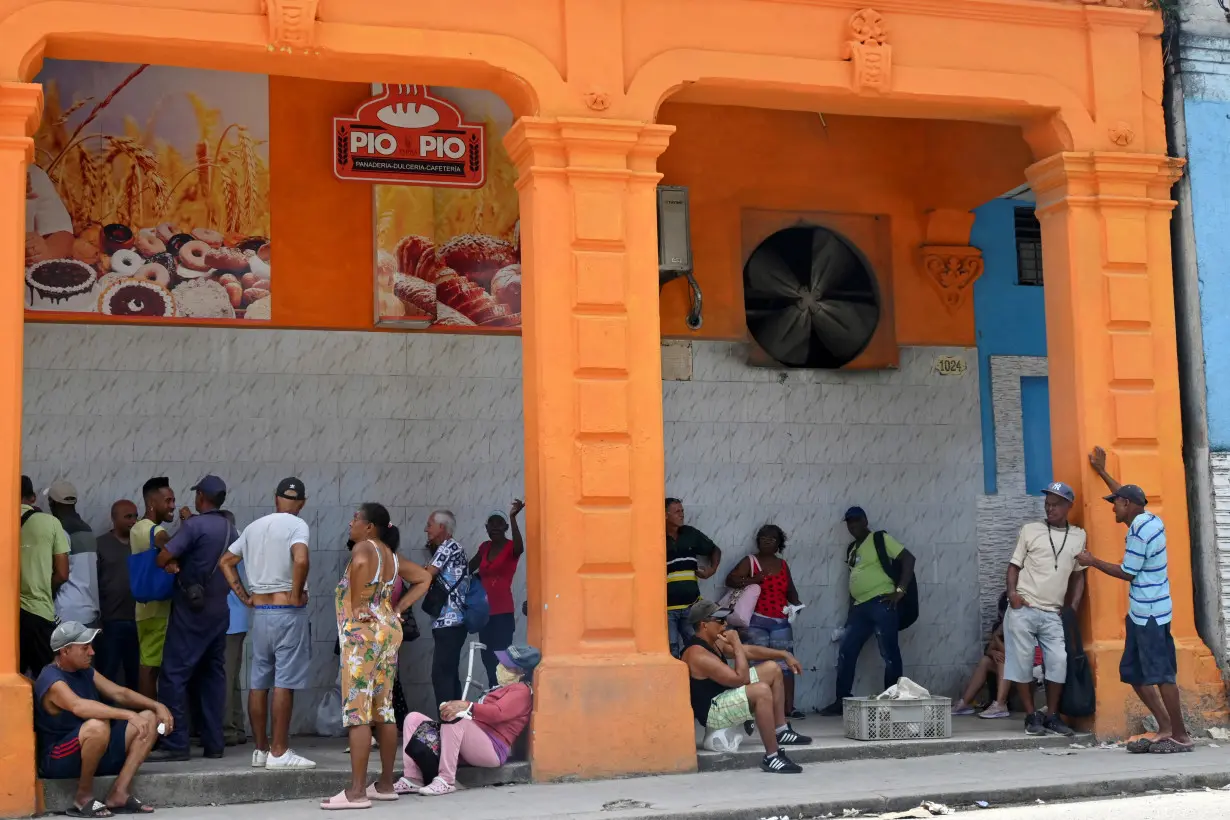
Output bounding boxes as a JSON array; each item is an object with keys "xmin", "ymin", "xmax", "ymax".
[
  {"xmin": 681, "ymin": 599, "xmax": 810, "ymax": 773},
  {"xmin": 34, "ymin": 621, "xmax": 171, "ymax": 817}
]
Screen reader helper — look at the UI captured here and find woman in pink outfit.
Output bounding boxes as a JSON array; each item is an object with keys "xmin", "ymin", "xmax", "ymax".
[{"xmin": 397, "ymin": 644, "xmax": 539, "ymax": 796}]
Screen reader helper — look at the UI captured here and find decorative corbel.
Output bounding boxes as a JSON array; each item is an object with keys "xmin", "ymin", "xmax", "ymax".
[
  {"xmin": 840, "ymin": 9, "xmax": 891, "ymax": 94},
  {"xmin": 919, "ymin": 209, "xmax": 983, "ymax": 312},
  {"xmin": 263, "ymin": 0, "xmax": 321, "ymax": 52}
]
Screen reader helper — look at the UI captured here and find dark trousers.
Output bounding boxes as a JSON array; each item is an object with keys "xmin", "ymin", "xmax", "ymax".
[
  {"xmin": 20, "ymin": 608, "xmax": 55, "ymax": 678},
  {"xmin": 96, "ymin": 620, "xmax": 140, "ymax": 689},
  {"xmin": 224, "ymin": 632, "xmax": 246, "ymax": 741},
  {"xmin": 159, "ymin": 618, "xmax": 227, "ymax": 754},
  {"xmin": 835, "ymin": 598, "xmax": 902, "ymax": 699},
  {"xmin": 431, "ymin": 625, "xmax": 468, "ymax": 709},
  {"xmin": 478, "ymin": 613, "xmax": 516, "ymax": 687}
]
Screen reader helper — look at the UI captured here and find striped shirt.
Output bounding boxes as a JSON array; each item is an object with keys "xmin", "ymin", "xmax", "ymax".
[
  {"xmin": 1120, "ymin": 512, "xmax": 1170, "ymax": 626},
  {"xmin": 666, "ymin": 526, "xmax": 718, "ymax": 611}
]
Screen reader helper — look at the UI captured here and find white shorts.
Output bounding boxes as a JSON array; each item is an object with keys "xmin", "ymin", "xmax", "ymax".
[{"xmin": 1003, "ymin": 606, "xmax": 1066, "ymax": 684}]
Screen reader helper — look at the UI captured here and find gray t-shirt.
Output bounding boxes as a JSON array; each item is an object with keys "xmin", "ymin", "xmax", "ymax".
[
  {"xmin": 95, "ymin": 532, "xmax": 135, "ymax": 622},
  {"xmin": 227, "ymin": 512, "xmax": 310, "ymax": 595}
]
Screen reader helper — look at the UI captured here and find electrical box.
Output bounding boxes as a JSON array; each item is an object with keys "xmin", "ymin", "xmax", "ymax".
[{"xmin": 657, "ymin": 186, "xmax": 692, "ymax": 273}]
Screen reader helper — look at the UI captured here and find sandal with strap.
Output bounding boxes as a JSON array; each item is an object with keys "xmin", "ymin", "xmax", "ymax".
[
  {"xmin": 1148, "ymin": 737, "xmax": 1194, "ymax": 754},
  {"xmin": 392, "ymin": 777, "xmax": 422, "ymax": 795},
  {"xmin": 320, "ymin": 790, "xmax": 371, "ymax": 811},
  {"xmin": 108, "ymin": 796, "xmax": 154, "ymax": 814},
  {"xmin": 1126, "ymin": 737, "xmax": 1154, "ymax": 754},
  {"xmin": 68, "ymin": 800, "xmax": 113, "ymax": 818},
  {"xmin": 364, "ymin": 784, "xmax": 398, "ymax": 802}
]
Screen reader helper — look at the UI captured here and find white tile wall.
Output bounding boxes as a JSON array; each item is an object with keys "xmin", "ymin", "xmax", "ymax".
[
  {"xmin": 1209, "ymin": 452, "xmax": 1230, "ymax": 655},
  {"xmin": 23, "ymin": 324, "xmax": 985, "ymax": 728}
]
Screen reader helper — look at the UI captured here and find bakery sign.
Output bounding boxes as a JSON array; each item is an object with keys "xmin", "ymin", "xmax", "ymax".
[{"xmin": 333, "ymin": 85, "xmax": 485, "ymax": 188}]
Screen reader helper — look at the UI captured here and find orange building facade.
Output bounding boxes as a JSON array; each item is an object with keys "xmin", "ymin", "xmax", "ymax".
[{"xmin": 0, "ymin": 0, "xmax": 1226, "ymax": 814}]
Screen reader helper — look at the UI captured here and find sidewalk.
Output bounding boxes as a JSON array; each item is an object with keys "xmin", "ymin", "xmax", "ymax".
[{"xmin": 144, "ymin": 742, "xmax": 1230, "ymax": 820}]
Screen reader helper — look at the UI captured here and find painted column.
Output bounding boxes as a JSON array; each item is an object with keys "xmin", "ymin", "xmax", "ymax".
[
  {"xmin": 1027, "ymin": 152, "xmax": 1227, "ymax": 735},
  {"xmin": 0, "ymin": 81, "xmax": 41, "ymax": 817},
  {"xmin": 505, "ymin": 117, "xmax": 696, "ymax": 781}
]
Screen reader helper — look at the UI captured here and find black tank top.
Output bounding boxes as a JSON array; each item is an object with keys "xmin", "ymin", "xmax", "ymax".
[{"xmin": 685, "ymin": 637, "xmax": 733, "ymax": 725}]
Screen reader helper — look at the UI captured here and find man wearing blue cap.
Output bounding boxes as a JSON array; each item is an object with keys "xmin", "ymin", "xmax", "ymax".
[
  {"xmin": 148, "ymin": 475, "xmax": 236, "ymax": 762},
  {"xmin": 998, "ymin": 481, "xmax": 1086, "ymax": 737},
  {"xmin": 819, "ymin": 507, "xmax": 915, "ymax": 716},
  {"xmin": 1078, "ymin": 447, "xmax": 1192, "ymax": 753}
]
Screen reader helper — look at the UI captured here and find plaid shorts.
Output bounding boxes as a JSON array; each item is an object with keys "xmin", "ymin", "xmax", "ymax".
[{"xmin": 705, "ymin": 667, "xmax": 760, "ymax": 730}]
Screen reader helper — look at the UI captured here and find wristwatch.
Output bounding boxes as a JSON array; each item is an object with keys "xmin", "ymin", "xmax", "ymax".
[{"xmin": 895, "ymin": 586, "xmax": 905, "ymax": 595}]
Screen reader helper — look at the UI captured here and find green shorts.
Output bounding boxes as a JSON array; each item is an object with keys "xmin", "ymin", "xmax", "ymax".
[
  {"xmin": 137, "ymin": 616, "xmax": 167, "ymax": 667},
  {"xmin": 706, "ymin": 667, "xmax": 759, "ymax": 730}
]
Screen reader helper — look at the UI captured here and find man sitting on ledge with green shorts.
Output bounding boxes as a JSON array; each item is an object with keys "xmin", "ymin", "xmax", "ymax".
[{"xmin": 681, "ymin": 599, "xmax": 810, "ymax": 773}]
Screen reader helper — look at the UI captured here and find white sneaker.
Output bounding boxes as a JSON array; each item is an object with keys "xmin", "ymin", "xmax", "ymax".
[
  {"xmin": 265, "ymin": 749, "xmax": 317, "ymax": 770},
  {"xmin": 251, "ymin": 749, "xmax": 269, "ymax": 768}
]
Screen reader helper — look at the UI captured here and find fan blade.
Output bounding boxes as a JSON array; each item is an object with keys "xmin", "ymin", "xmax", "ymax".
[
  {"xmin": 809, "ymin": 299, "xmax": 879, "ymax": 359},
  {"xmin": 745, "ymin": 247, "xmax": 803, "ymax": 300},
  {"xmin": 809, "ymin": 231, "xmax": 854, "ymax": 298},
  {"xmin": 754, "ymin": 304, "xmax": 812, "ymax": 366}
]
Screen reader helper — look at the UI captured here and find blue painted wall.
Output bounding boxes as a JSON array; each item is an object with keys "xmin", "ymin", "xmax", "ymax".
[
  {"xmin": 970, "ymin": 198, "xmax": 1050, "ymax": 494},
  {"xmin": 1021, "ymin": 376, "xmax": 1054, "ymax": 494},
  {"xmin": 1184, "ymin": 99, "xmax": 1230, "ymax": 451}
]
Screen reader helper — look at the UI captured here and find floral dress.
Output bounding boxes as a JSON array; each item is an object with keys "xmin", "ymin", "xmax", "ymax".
[{"xmin": 336, "ymin": 540, "xmax": 403, "ymax": 727}]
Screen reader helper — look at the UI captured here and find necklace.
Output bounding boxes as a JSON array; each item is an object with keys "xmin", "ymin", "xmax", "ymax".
[{"xmin": 1046, "ymin": 523, "xmax": 1070, "ymax": 571}]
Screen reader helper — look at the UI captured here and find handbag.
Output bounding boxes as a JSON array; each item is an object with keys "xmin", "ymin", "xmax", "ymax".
[
  {"xmin": 404, "ymin": 719, "xmax": 441, "ymax": 782},
  {"xmin": 179, "ymin": 513, "xmax": 233, "ymax": 612},
  {"xmin": 718, "ymin": 556, "xmax": 762, "ymax": 629},
  {"xmin": 422, "ymin": 569, "xmax": 468, "ymax": 620},
  {"xmin": 128, "ymin": 526, "xmax": 175, "ymax": 604},
  {"xmin": 462, "ymin": 574, "xmax": 490, "ymax": 634},
  {"xmin": 1059, "ymin": 607, "xmax": 1096, "ymax": 717}
]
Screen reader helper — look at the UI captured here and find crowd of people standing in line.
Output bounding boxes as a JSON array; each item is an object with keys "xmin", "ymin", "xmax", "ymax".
[{"xmin": 19, "ymin": 470, "xmax": 538, "ymax": 813}]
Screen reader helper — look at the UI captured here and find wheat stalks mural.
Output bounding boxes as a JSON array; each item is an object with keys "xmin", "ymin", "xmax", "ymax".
[{"xmin": 46, "ymin": 64, "xmax": 148, "ymax": 174}]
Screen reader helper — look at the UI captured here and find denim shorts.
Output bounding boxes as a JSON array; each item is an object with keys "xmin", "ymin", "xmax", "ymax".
[
  {"xmin": 250, "ymin": 605, "xmax": 311, "ymax": 690},
  {"xmin": 1120, "ymin": 615, "xmax": 1176, "ymax": 686},
  {"xmin": 744, "ymin": 614, "xmax": 793, "ymax": 675}
]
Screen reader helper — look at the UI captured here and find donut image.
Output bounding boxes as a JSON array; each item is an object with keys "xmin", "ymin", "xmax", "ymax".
[
  {"xmin": 109, "ymin": 249, "xmax": 144, "ymax": 276},
  {"xmin": 98, "ymin": 278, "xmax": 176, "ymax": 317},
  {"xmin": 155, "ymin": 222, "xmax": 178, "ymax": 243},
  {"xmin": 244, "ymin": 295, "xmax": 272, "ymax": 321},
  {"xmin": 135, "ymin": 262, "xmax": 172, "ymax": 288},
  {"xmin": 174, "ymin": 278, "xmax": 236, "ymax": 319},
  {"xmin": 191, "ymin": 227, "xmax": 224, "ymax": 248},
  {"xmin": 101, "ymin": 223, "xmax": 135, "ymax": 254},
  {"xmin": 26, "ymin": 258, "xmax": 98, "ymax": 305},
  {"xmin": 150, "ymin": 252, "xmax": 177, "ymax": 276},
  {"xmin": 178, "ymin": 239, "xmax": 212, "ymax": 274},
  {"xmin": 204, "ymin": 247, "xmax": 249, "ymax": 274},
  {"xmin": 166, "ymin": 233, "xmax": 194, "ymax": 256},
  {"xmin": 135, "ymin": 230, "xmax": 167, "ymax": 258}
]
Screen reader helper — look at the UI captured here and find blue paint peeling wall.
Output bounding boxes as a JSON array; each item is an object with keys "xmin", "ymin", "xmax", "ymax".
[{"xmin": 970, "ymin": 199, "xmax": 1049, "ymax": 494}]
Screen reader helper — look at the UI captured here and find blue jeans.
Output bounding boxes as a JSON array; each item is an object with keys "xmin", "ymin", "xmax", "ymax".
[
  {"xmin": 745, "ymin": 614, "xmax": 794, "ymax": 675},
  {"xmin": 835, "ymin": 598, "xmax": 902, "ymax": 699},
  {"xmin": 667, "ymin": 607, "xmax": 694, "ymax": 658}
]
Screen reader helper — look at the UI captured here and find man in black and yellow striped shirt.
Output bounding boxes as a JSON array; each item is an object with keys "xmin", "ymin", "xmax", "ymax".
[{"xmin": 666, "ymin": 498, "xmax": 722, "ymax": 657}]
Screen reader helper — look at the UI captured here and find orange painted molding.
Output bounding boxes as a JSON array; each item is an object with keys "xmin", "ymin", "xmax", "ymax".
[
  {"xmin": 920, "ymin": 247, "xmax": 985, "ymax": 312},
  {"xmin": 263, "ymin": 0, "xmax": 320, "ymax": 52},
  {"xmin": 840, "ymin": 9, "xmax": 892, "ymax": 94}
]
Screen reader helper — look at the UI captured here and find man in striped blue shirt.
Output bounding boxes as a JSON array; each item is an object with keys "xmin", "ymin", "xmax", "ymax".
[{"xmin": 1077, "ymin": 446, "xmax": 1192, "ymax": 753}]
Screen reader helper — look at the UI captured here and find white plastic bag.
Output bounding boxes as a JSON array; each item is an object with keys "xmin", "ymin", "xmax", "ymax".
[
  {"xmin": 874, "ymin": 677, "xmax": 931, "ymax": 700},
  {"xmin": 316, "ymin": 685, "xmax": 345, "ymax": 737}
]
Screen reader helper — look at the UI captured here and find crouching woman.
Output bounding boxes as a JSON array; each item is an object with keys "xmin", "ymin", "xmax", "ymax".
[{"xmin": 398, "ymin": 644, "xmax": 540, "ymax": 796}]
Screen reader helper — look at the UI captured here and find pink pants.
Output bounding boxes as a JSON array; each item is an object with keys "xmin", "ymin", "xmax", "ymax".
[{"xmin": 402, "ymin": 712, "xmax": 501, "ymax": 785}]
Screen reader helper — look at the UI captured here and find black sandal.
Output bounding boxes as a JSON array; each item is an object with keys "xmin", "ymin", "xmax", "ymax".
[
  {"xmin": 67, "ymin": 799, "xmax": 112, "ymax": 818},
  {"xmin": 1125, "ymin": 737, "xmax": 1154, "ymax": 754},
  {"xmin": 108, "ymin": 796, "xmax": 153, "ymax": 814},
  {"xmin": 1149, "ymin": 738, "xmax": 1194, "ymax": 754}
]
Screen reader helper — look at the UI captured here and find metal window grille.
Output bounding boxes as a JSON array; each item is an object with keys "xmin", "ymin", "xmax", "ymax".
[{"xmin": 1014, "ymin": 207, "xmax": 1043, "ymax": 286}]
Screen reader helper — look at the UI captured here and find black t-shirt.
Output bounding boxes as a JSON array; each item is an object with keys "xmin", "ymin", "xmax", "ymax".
[
  {"xmin": 684, "ymin": 637, "xmax": 733, "ymax": 726},
  {"xmin": 666, "ymin": 526, "xmax": 717, "ymax": 610},
  {"xmin": 96, "ymin": 532, "xmax": 135, "ymax": 622}
]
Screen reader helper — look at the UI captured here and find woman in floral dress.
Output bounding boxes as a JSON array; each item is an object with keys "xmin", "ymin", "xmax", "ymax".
[{"xmin": 323, "ymin": 503, "xmax": 431, "ymax": 810}]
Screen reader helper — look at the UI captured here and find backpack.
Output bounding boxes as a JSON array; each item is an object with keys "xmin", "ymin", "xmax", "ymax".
[
  {"xmin": 848, "ymin": 531, "xmax": 919, "ymax": 631},
  {"xmin": 1059, "ymin": 607, "xmax": 1095, "ymax": 717},
  {"xmin": 462, "ymin": 574, "xmax": 490, "ymax": 634},
  {"xmin": 128, "ymin": 525, "xmax": 175, "ymax": 604}
]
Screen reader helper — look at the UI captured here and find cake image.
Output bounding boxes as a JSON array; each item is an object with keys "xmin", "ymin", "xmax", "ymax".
[
  {"xmin": 25, "ymin": 258, "xmax": 98, "ymax": 310},
  {"xmin": 173, "ymin": 278, "xmax": 235, "ymax": 319},
  {"xmin": 98, "ymin": 278, "xmax": 177, "ymax": 317}
]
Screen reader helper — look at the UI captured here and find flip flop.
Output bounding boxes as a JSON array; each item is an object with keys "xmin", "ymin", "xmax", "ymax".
[
  {"xmin": 320, "ymin": 791, "xmax": 371, "ymax": 811},
  {"xmin": 1149, "ymin": 737, "xmax": 1194, "ymax": 754},
  {"xmin": 67, "ymin": 799, "xmax": 113, "ymax": 818},
  {"xmin": 108, "ymin": 796, "xmax": 154, "ymax": 814},
  {"xmin": 365, "ymin": 784, "xmax": 398, "ymax": 802},
  {"xmin": 1126, "ymin": 738, "xmax": 1154, "ymax": 754},
  {"xmin": 392, "ymin": 778, "xmax": 422, "ymax": 795}
]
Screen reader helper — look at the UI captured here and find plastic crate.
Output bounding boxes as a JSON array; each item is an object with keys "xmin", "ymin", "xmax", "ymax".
[{"xmin": 842, "ymin": 696, "xmax": 952, "ymax": 741}]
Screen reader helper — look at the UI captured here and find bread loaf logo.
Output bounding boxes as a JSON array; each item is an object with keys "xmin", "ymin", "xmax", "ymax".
[{"xmin": 334, "ymin": 85, "xmax": 485, "ymax": 188}]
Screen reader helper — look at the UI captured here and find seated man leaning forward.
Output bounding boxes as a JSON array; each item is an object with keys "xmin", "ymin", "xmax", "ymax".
[
  {"xmin": 35, "ymin": 621, "xmax": 171, "ymax": 817},
  {"xmin": 682, "ymin": 600, "xmax": 810, "ymax": 774}
]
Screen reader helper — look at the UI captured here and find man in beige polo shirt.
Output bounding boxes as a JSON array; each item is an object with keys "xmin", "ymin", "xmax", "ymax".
[{"xmin": 1004, "ymin": 481, "xmax": 1087, "ymax": 738}]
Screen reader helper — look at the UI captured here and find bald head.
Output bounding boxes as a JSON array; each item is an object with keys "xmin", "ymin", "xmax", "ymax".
[{"xmin": 110, "ymin": 499, "xmax": 138, "ymax": 537}]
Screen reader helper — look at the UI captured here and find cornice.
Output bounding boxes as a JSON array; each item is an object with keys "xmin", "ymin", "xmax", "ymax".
[{"xmin": 756, "ymin": 0, "xmax": 1159, "ymax": 31}]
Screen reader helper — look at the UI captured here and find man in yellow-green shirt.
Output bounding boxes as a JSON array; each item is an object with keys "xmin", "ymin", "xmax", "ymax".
[
  {"xmin": 819, "ymin": 506, "xmax": 916, "ymax": 716},
  {"xmin": 132, "ymin": 477, "xmax": 178, "ymax": 700},
  {"xmin": 20, "ymin": 475, "xmax": 69, "ymax": 677}
]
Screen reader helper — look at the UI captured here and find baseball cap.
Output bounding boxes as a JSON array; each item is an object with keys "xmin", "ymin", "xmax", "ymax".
[
  {"xmin": 1041, "ymin": 481, "xmax": 1075, "ymax": 503},
  {"xmin": 494, "ymin": 644, "xmax": 542, "ymax": 675},
  {"xmin": 47, "ymin": 479, "xmax": 77, "ymax": 504},
  {"xmin": 276, "ymin": 477, "xmax": 306, "ymax": 500},
  {"xmin": 687, "ymin": 599, "xmax": 733, "ymax": 627},
  {"xmin": 191, "ymin": 475, "xmax": 227, "ymax": 496},
  {"xmin": 843, "ymin": 506, "xmax": 867, "ymax": 521},
  {"xmin": 1105, "ymin": 484, "xmax": 1148, "ymax": 506},
  {"xmin": 50, "ymin": 621, "xmax": 100, "ymax": 652}
]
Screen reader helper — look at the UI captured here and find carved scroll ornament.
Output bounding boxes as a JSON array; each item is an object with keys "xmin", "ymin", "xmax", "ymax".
[
  {"xmin": 841, "ymin": 9, "xmax": 891, "ymax": 94},
  {"xmin": 263, "ymin": 0, "xmax": 320, "ymax": 51},
  {"xmin": 921, "ymin": 246, "xmax": 985, "ymax": 312}
]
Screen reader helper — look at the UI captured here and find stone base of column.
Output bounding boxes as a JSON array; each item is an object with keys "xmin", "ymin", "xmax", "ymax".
[
  {"xmin": 1083, "ymin": 639, "xmax": 1228, "ymax": 739},
  {"xmin": 0, "ymin": 673, "xmax": 36, "ymax": 815},
  {"xmin": 529, "ymin": 653, "xmax": 696, "ymax": 781}
]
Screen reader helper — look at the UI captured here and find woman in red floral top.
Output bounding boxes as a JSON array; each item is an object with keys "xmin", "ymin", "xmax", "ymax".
[{"xmin": 725, "ymin": 525, "xmax": 804, "ymax": 718}]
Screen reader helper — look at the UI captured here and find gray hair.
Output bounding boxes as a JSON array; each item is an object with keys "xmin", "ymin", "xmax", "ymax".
[{"xmin": 430, "ymin": 509, "xmax": 456, "ymax": 536}]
